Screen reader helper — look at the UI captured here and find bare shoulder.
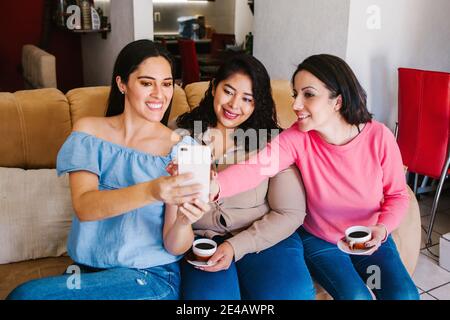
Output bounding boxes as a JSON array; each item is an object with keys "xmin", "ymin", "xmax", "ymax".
[
  {"xmin": 72, "ymin": 117, "xmax": 110, "ymax": 136},
  {"xmin": 160, "ymin": 125, "xmax": 183, "ymax": 144}
]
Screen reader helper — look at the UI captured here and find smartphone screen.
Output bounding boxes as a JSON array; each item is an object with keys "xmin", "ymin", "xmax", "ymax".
[{"xmin": 177, "ymin": 145, "xmax": 212, "ymax": 203}]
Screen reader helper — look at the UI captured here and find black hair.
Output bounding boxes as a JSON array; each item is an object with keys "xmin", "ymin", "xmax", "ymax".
[
  {"xmin": 105, "ymin": 40, "xmax": 174, "ymax": 125},
  {"xmin": 176, "ymin": 54, "xmax": 280, "ymax": 151},
  {"xmin": 292, "ymin": 54, "xmax": 372, "ymax": 125}
]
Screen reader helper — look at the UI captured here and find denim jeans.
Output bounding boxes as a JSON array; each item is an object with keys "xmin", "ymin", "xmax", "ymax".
[
  {"xmin": 297, "ymin": 227, "xmax": 420, "ymax": 300},
  {"xmin": 181, "ymin": 232, "xmax": 315, "ymax": 300},
  {"xmin": 6, "ymin": 261, "xmax": 180, "ymax": 300}
]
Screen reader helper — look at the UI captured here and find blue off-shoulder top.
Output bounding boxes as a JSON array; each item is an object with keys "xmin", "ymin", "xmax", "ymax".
[{"xmin": 56, "ymin": 131, "xmax": 196, "ymax": 269}]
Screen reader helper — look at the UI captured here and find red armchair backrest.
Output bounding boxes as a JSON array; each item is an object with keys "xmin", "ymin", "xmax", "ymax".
[
  {"xmin": 178, "ymin": 39, "xmax": 200, "ymax": 86},
  {"xmin": 398, "ymin": 67, "xmax": 450, "ymax": 178}
]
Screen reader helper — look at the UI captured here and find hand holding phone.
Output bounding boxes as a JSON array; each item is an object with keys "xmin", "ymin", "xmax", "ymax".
[{"xmin": 177, "ymin": 145, "xmax": 212, "ymax": 203}]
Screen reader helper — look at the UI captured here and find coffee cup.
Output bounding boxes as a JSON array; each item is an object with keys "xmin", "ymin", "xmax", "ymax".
[
  {"xmin": 345, "ymin": 226, "xmax": 372, "ymax": 250},
  {"xmin": 192, "ymin": 238, "xmax": 217, "ymax": 262}
]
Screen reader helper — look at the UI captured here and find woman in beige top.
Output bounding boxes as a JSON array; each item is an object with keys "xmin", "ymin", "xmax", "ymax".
[{"xmin": 168, "ymin": 54, "xmax": 315, "ymax": 300}]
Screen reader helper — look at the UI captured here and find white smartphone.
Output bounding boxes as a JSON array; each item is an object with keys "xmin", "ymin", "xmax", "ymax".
[{"xmin": 177, "ymin": 145, "xmax": 212, "ymax": 203}]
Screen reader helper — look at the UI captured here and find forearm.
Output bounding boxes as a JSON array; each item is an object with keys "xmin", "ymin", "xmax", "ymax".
[
  {"xmin": 218, "ymin": 136, "xmax": 295, "ymax": 198},
  {"xmin": 377, "ymin": 125, "xmax": 411, "ymax": 233},
  {"xmin": 164, "ymin": 218, "xmax": 195, "ymax": 255},
  {"xmin": 377, "ymin": 190, "xmax": 410, "ymax": 234},
  {"xmin": 72, "ymin": 181, "xmax": 157, "ymax": 221}
]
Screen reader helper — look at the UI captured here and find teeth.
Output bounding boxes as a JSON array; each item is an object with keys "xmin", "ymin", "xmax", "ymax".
[
  {"xmin": 146, "ymin": 103, "xmax": 162, "ymax": 109},
  {"xmin": 298, "ymin": 115, "xmax": 310, "ymax": 120},
  {"xmin": 224, "ymin": 110, "xmax": 238, "ymax": 118}
]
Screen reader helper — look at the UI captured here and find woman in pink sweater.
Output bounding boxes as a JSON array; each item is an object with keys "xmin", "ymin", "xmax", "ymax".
[{"xmin": 215, "ymin": 54, "xmax": 419, "ymax": 300}]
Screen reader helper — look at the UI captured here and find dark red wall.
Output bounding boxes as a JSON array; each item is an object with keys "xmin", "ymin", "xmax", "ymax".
[{"xmin": 0, "ymin": 1, "xmax": 83, "ymax": 93}]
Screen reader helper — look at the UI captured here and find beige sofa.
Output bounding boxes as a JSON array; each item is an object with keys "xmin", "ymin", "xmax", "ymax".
[{"xmin": 0, "ymin": 81, "xmax": 421, "ymax": 300}]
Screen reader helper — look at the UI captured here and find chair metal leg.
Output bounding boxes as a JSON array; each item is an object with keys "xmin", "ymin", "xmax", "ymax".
[
  {"xmin": 426, "ymin": 153, "xmax": 450, "ymax": 245},
  {"xmin": 421, "ymin": 176, "xmax": 429, "ymax": 189},
  {"xmin": 414, "ymin": 173, "xmax": 419, "ymax": 195},
  {"xmin": 394, "ymin": 122, "xmax": 399, "ymax": 139}
]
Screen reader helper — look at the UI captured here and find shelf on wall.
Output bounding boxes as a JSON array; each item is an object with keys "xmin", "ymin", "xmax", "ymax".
[{"xmin": 69, "ymin": 26, "xmax": 111, "ymax": 39}]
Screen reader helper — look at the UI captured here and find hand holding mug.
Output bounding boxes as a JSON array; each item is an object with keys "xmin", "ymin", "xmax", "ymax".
[
  {"xmin": 195, "ymin": 241, "xmax": 234, "ymax": 272},
  {"xmin": 344, "ymin": 224, "xmax": 387, "ymax": 255},
  {"xmin": 364, "ymin": 224, "xmax": 388, "ymax": 251}
]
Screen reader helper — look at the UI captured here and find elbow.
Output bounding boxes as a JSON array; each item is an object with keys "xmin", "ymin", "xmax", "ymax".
[
  {"xmin": 163, "ymin": 237, "xmax": 192, "ymax": 256},
  {"xmin": 167, "ymin": 247, "xmax": 187, "ymax": 256},
  {"xmin": 73, "ymin": 202, "xmax": 98, "ymax": 222},
  {"xmin": 165, "ymin": 244, "xmax": 189, "ymax": 256},
  {"xmin": 74, "ymin": 208, "xmax": 93, "ymax": 222}
]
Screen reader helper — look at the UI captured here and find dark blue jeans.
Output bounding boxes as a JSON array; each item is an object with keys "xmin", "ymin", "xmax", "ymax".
[
  {"xmin": 181, "ymin": 232, "xmax": 315, "ymax": 300},
  {"xmin": 6, "ymin": 261, "xmax": 180, "ymax": 300},
  {"xmin": 297, "ymin": 227, "xmax": 419, "ymax": 300}
]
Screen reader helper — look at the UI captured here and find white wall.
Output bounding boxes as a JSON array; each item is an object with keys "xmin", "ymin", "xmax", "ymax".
[
  {"xmin": 133, "ymin": 0, "xmax": 153, "ymax": 40},
  {"xmin": 346, "ymin": 0, "xmax": 450, "ymax": 128},
  {"xmin": 82, "ymin": 0, "xmax": 135, "ymax": 86},
  {"xmin": 234, "ymin": 0, "xmax": 253, "ymax": 46},
  {"xmin": 82, "ymin": 0, "xmax": 154, "ymax": 87},
  {"xmin": 253, "ymin": 0, "xmax": 351, "ymax": 81}
]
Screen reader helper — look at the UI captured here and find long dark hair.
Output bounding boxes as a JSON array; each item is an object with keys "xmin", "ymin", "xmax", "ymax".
[
  {"xmin": 106, "ymin": 40, "xmax": 174, "ymax": 125},
  {"xmin": 176, "ymin": 54, "xmax": 280, "ymax": 151},
  {"xmin": 292, "ymin": 54, "xmax": 372, "ymax": 125}
]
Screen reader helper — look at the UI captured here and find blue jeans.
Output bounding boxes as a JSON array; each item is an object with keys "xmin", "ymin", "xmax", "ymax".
[
  {"xmin": 297, "ymin": 227, "xmax": 419, "ymax": 300},
  {"xmin": 181, "ymin": 232, "xmax": 315, "ymax": 300},
  {"xmin": 6, "ymin": 261, "xmax": 180, "ymax": 300}
]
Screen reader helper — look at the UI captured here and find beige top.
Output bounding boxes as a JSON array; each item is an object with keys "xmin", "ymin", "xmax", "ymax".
[{"xmin": 169, "ymin": 122, "xmax": 307, "ymax": 261}]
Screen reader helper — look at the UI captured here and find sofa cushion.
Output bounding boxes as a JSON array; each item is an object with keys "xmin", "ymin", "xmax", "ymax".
[
  {"xmin": 67, "ymin": 85, "xmax": 190, "ymax": 125},
  {"xmin": 171, "ymin": 84, "xmax": 191, "ymax": 120},
  {"xmin": 67, "ymin": 86, "xmax": 110, "ymax": 124},
  {"xmin": 0, "ymin": 168, "xmax": 73, "ymax": 264},
  {"xmin": 0, "ymin": 89, "xmax": 71, "ymax": 169},
  {"xmin": 184, "ymin": 81, "xmax": 210, "ymax": 110},
  {"xmin": 0, "ymin": 256, "xmax": 73, "ymax": 300}
]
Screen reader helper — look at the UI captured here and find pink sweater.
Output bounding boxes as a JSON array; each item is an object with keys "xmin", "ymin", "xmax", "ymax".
[{"xmin": 218, "ymin": 120, "xmax": 410, "ymax": 244}]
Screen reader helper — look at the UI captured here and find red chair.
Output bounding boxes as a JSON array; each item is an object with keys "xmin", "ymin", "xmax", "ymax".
[
  {"xmin": 178, "ymin": 39, "xmax": 200, "ymax": 86},
  {"xmin": 397, "ymin": 67, "xmax": 450, "ymax": 245},
  {"xmin": 178, "ymin": 39, "xmax": 219, "ymax": 87}
]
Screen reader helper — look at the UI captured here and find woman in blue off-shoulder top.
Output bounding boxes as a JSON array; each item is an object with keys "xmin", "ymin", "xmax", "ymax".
[{"xmin": 7, "ymin": 40, "xmax": 210, "ymax": 300}]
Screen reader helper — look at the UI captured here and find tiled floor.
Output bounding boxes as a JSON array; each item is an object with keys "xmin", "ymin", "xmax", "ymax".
[{"xmin": 411, "ymin": 185, "xmax": 450, "ymax": 300}]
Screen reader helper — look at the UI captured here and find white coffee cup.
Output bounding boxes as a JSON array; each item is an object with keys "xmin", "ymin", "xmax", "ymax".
[
  {"xmin": 192, "ymin": 238, "xmax": 217, "ymax": 262},
  {"xmin": 345, "ymin": 226, "xmax": 372, "ymax": 250}
]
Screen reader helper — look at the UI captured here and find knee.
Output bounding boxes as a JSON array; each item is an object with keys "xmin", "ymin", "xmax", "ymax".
[
  {"xmin": 379, "ymin": 286, "xmax": 420, "ymax": 300},
  {"xmin": 295, "ymin": 286, "xmax": 316, "ymax": 300}
]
